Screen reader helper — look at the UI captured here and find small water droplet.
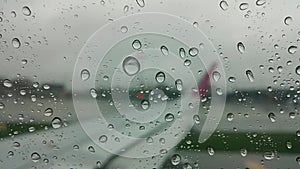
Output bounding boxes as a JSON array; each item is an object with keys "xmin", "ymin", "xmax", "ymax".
[
  {"xmin": 171, "ymin": 154, "xmax": 181, "ymax": 166},
  {"xmin": 132, "ymin": 39, "xmax": 142, "ymax": 50},
  {"xmin": 123, "ymin": 5, "xmax": 129, "ymax": 13},
  {"xmin": 51, "ymin": 117, "xmax": 62, "ymax": 129},
  {"xmin": 288, "ymin": 45, "xmax": 297, "ymax": 54},
  {"xmin": 263, "ymin": 151, "xmax": 275, "ymax": 160},
  {"xmin": 12, "ymin": 142, "xmax": 20, "ymax": 149},
  {"xmin": 31, "ymin": 152, "xmax": 41, "ymax": 163},
  {"xmin": 284, "ymin": 16, "xmax": 293, "ymax": 25},
  {"xmin": 189, "ymin": 47, "xmax": 199, "ymax": 57},
  {"xmin": 12, "ymin": 38, "xmax": 21, "ymax": 48},
  {"xmin": 219, "ymin": 0, "xmax": 229, "ymax": 11},
  {"xmin": 256, "ymin": 0, "xmax": 266, "ymax": 6},
  {"xmin": 81, "ymin": 69, "xmax": 90, "ymax": 81},
  {"xmin": 286, "ymin": 141, "xmax": 292, "ymax": 149},
  {"xmin": 165, "ymin": 113, "xmax": 174, "ymax": 122},
  {"xmin": 3, "ymin": 79, "xmax": 12, "ymax": 88},
  {"xmin": 268, "ymin": 112, "xmax": 276, "ymax": 122},
  {"xmin": 22, "ymin": 6, "xmax": 31, "ymax": 16},
  {"xmin": 120, "ymin": 26, "xmax": 128, "ymax": 33},
  {"xmin": 88, "ymin": 145, "xmax": 95, "ymax": 153},
  {"xmin": 246, "ymin": 70, "xmax": 254, "ymax": 82},
  {"xmin": 141, "ymin": 100, "xmax": 150, "ymax": 110},
  {"xmin": 193, "ymin": 115, "xmax": 200, "ymax": 124},
  {"xmin": 239, "ymin": 3, "xmax": 249, "ymax": 10},
  {"xmin": 99, "ymin": 135, "xmax": 108, "ymax": 143},
  {"xmin": 227, "ymin": 113, "xmax": 234, "ymax": 121},
  {"xmin": 228, "ymin": 76, "xmax": 236, "ymax": 83},
  {"xmin": 240, "ymin": 148, "xmax": 247, "ymax": 157},
  {"xmin": 184, "ymin": 59, "xmax": 191, "ymax": 66},
  {"xmin": 44, "ymin": 108, "xmax": 53, "ymax": 117},
  {"xmin": 90, "ymin": 88, "xmax": 98, "ymax": 98},
  {"xmin": 213, "ymin": 71, "xmax": 221, "ymax": 82},
  {"xmin": 237, "ymin": 42, "xmax": 245, "ymax": 54},
  {"xmin": 179, "ymin": 48, "xmax": 186, "ymax": 58},
  {"xmin": 0, "ymin": 102, "xmax": 5, "ymax": 110},
  {"xmin": 155, "ymin": 71, "xmax": 165, "ymax": 83},
  {"xmin": 295, "ymin": 66, "xmax": 300, "ymax": 75},
  {"xmin": 175, "ymin": 79, "xmax": 183, "ymax": 91},
  {"xmin": 207, "ymin": 146, "xmax": 215, "ymax": 156},
  {"xmin": 160, "ymin": 45, "xmax": 169, "ymax": 56},
  {"xmin": 136, "ymin": 0, "xmax": 145, "ymax": 8},
  {"xmin": 122, "ymin": 56, "xmax": 140, "ymax": 76}
]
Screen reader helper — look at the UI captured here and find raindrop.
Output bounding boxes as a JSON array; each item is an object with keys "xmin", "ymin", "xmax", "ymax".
[
  {"xmin": 239, "ymin": 3, "xmax": 249, "ymax": 10},
  {"xmin": 189, "ymin": 47, "xmax": 199, "ymax": 57},
  {"xmin": 123, "ymin": 5, "xmax": 129, "ymax": 13},
  {"xmin": 246, "ymin": 70, "xmax": 254, "ymax": 82},
  {"xmin": 28, "ymin": 126, "xmax": 36, "ymax": 132},
  {"xmin": 136, "ymin": 0, "xmax": 145, "ymax": 8},
  {"xmin": 213, "ymin": 71, "xmax": 221, "ymax": 82},
  {"xmin": 165, "ymin": 113, "xmax": 174, "ymax": 122},
  {"xmin": 179, "ymin": 48, "xmax": 186, "ymax": 58},
  {"xmin": 132, "ymin": 39, "xmax": 142, "ymax": 50},
  {"xmin": 227, "ymin": 113, "xmax": 234, "ymax": 121},
  {"xmin": 295, "ymin": 66, "xmax": 300, "ymax": 75},
  {"xmin": 228, "ymin": 76, "xmax": 236, "ymax": 83},
  {"xmin": 175, "ymin": 79, "xmax": 183, "ymax": 91},
  {"xmin": 88, "ymin": 146, "xmax": 95, "ymax": 153},
  {"xmin": 31, "ymin": 152, "xmax": 41, "ymax": 163},
  {"xmin": 219, "ymin": 0, "xmax": 229, "ymax": 11},
  {"xmin": 288, "ymin": 45, "xmax": 297, "ymax": 54},
  {"xmin": 286, "ymin": 141, "xmax": 292, "ymax": 149},
  {"xmin": 160, "ymin": 45, "xmax": 169, "ymax": 56},
  {"xmin": 51, "ymin": 117, "xmax": 62, "ymax": 129},
  {"xmin": 99, "ymin": 135, "xmax": 108, "ymax": 143},
  {"xmin": 120, "ymin": 26, "xmax": 128, "ymax": 33},
  {"xmin": 183, "ymin": 163, "xmax": 193, "ymax": 169},
  {"xmin": 207, "ymin": 146, "xmax": 215, "ymax": 156},
  {"xmin": 256, "ymin": 0, "xmax": 266, "ymax": 6},
  {"xmin": 122, "ymin": 56, "xmax": 140, "ymax": 76},
  {"xmin": 263, "ymin": 151, "xmax": 275, "ymax": 160},
  {"xmin": 44, "ymin": 108, "xmax": 53, "ymax": 117},
  {"xmin": 237, "ymin": 42, "xmax": 245, "ymax": 54},
  {"xmin": 12, "ymin": 142, "xmax": 20, "ymax": 149},
  {"xmin": 81, "ymin": 69, "xmax": 90, "ymax": 81},
  {"xmin": 296, "ymin": 157, "xmax": 300, "ymax": 166},
  {"xmin": 268, "ymin": 112, "xmax": 276, "ymax": 122},
  {"xmin": 171, "ymin": 154, "xmax": 181, "ymax": 166},
  {"xmin": 90, "ymin": 88, "xmax": 98, "ymax": 98},
  {"xmin": 193, "ymin": 115, "xmax": 201, "ymax": 124},
  {"xmin": 240, "ymin": 148, "xmax": 247, "ymax": 157},
  {"xmin": 12, "ymin": 38, "xmax": 21, "ymax": 48},
  {"xmin": 22, "ymin": 6, "xmax": 31, "ymax": 16},
  {"xmin": 0, "ymin": 102, "xmax": 4, "ymax": 110},
  {"xmin": 284, "ymin": 16, "xmax": 293, "ymax": 25},
  {"xmin": 141, "ymin": 100, "xmax": 150, "ymax": 110},
  {"xmin": 3, "ymin": 79, "xmax": 12, "ymax": 88},
  {"xmin": 155, "ymin": 71, "xmax": 165, "ymax": 83},
  {"xmin": 184, "ymin": 59, "xmax": 191, "ymax": 66}
]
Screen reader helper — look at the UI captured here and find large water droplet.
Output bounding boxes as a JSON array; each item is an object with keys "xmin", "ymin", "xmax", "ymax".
[
  {"xmin": 160, "ymin": 45, "xmax": 169, "ymax": 56},
  {"xmin": 237, "ymin": 42, "xmax": 245, "ymax": 54},
  {"xmin": 22, "ymin": 6, "xmax": 31, "ymax": 16},
  {"xmin": 3, "ymin": 79, "xmax": 12, "ymax": 88},
  {"xmin": 246, "ymin": 70, "xmax": 254, "ymax": 82},
  {"xmin": 132, "ymin": 39, "xmax": 142, "ymax": 50},
  {"xmin": 136, "ymin": 0, "xmax": 145, "ymax": 8},
  {"xmin": 31, "ymin": 152, "xmax": 41, "ymax": 163},
  {"xmin": 219, "ymin": 0, "xmax": 229, "ymax": 11},
  {"xmin": 189, "ymin": 47, "xmax": 199, "ymax": 57},
  {"xmin": 155, "ymin": 71, "xmax": 165, "ymax": 83},
  {"xmin": 284, "ymin": 16, "xmax": 293, "ymax": 25},
  {"xmin": 295, "ymin": 66, "xmax": 300, "ymax": 75},
  {"xmin": 175, "ymin": 79, "xmax": 183, "ymax": 91},
  {"xmin": 288, "ymin": 45, "xmax": 297, "ymax": 54},
  {"xmin": 12, "ymin": 38, "xmax": 21, "ymax": 48},
  {"xmin": 171, "ymin": 154, "xmax": 181, "ymax": 166},
  {"xmin": 263, "ymin": 151, "xmax": 275, "ymax": 160},
  {"xmin": 165, "ymin": 113, "xmax": 174, "ymax": 122},
  {"xmin": 122, "ymin": 56, "xmax": 140, "ymax": 76},
  {"xmin": 81, "ymin": 69, "xmax": 90, "ymax": 81},
  {"xmin": 51, "ymin": 117, "xmax": 62, "ymax": 129}
]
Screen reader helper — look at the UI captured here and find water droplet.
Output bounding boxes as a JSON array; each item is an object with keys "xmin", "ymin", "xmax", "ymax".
[
  {"xmin": 88, "ymin": 145, "xmax": 95, "ymax": 153},
  {"xmin": 12, "ymin": 38, "xmax": 21, "ymax": 48},
  {"xmin": 296, "ymin": 130, "xmax": 300, "ymax": 137},
  {"xmin": 120, "ymin": 26, "xmax": 128, "ymax": 33},
  {"xmin": 31, "ymin": 152, "xmax": 41, "ymax": 163},
  {"xmin": 122, "ymin": 56, "xmax": 140, "ymax": 76},
  {"xmin": 219, "ymin": 0, "xmax": 229, "ymax": 11},
  {"xmin": 132, "ymin": 39, "xmax": 142, "ymax": 50},
  {"xmin": 207, "ymin": 146, "xmax": 215, "ymax": 156},
  {"xmin": 237, "ymin": 42, "xmax": 245, "ymax": 54},
  {"xmin": 228, "ymin": 76, "xmax": 236, "ymax": 83},
  {"xmin": 43, "ymin": 84, "xmax": 50, "ymax": 90},
  {"xmin": 284, "ymin": 16, "xmax": 293, "ymax": 25},
  {"xmin": 193, "ymin": 115, "xmax": 200, "ymax": 124},
  {"xmin": 175, "ymin": 79, "xmax": 183, "ymax": 91},
  {"xmin": 44, "ymin": 108, "xmax": 53, "ymax": 117},
  {"xmin": 3, "ymin": 79, "xmax": 12, "ymax": 88},
  {"xmin": 240, "ymin": 148, "xmax": 247, "ymax": 157},
  {"xmin": 268, "ymin": 112, "xmax": 276, "ymax": 122},
  {"xmin": 295, "ymin": 66, "xmax": 300, "ymax": 75},
  {"xmin": 141, "ymin": 100, "xmax": 150, "ymax": 110},
  {"xmin": 246, "ymin": 70, "xmax": 254, "ymax": 82},
  {"xmin": 160, "ymin": 45, "xmax": 169, "ymax": 56},
  {"xmin": 183, "ymin": 163, "xmax": 193, "ymax": 169},
  {"xmin": 51, "ymin": 117, "xmax": 62, "ymax": 129},
  {"xmin": 263, "ymin": 151, "xmax": 275, "ymax": 160},
  {"xmin": 171, "ymin": 154, "xmax": 181, "ymax": 166},
  {"xmin": 99, "ymin": 135, "xmax": 108, "ymax": 143},
  {"xmin": 296, "ymin": 157, "xmax": 300, "ymax": 166},
  {"xmin": 22, "ymin": 6, "xmax": 31, "ymax": 16},
  {"xmin": 184, "ymin": 59, "xmax": 191, "ymax": 66},
  {"xmin": 239, "ymin": 3, "xmax": 249, "ymax": 10},
  {"xmin": 81, "ymin": 69, "xmax": 90, "ymax": 81},
  {"xmin": 288, "ymin": 45, "xmax": 297, "ymax": 54},
  {"xmin": 90, "ymin": 88, "xmax": 98, "ymax": 98},
  {"xmin": 28, "ymin": 126, "xmax": 36, "ymax": 132},
  {"xmin": 11, "ymin": 11, "xmax": 16, "ymax": 18},
  {"xmin": 286, "ymin": 141, "xmax": 292, "ymax": 149},
  {"xmin": 136, "ymin": 0, "xmax": 145, "ymax": 8},
  {"xmin": 179, "ymin": 48, "xmax": 186, "ymax": 58},
  {"xmin": 227, "ymin": 113, "xmax": 234, "ymax": 121},
  {"xmin": 189, "ymin": 47, "xmax": 199, "ymax": 57},
  {"xmin": 0, "ymin": 102, "xmax": 4, "ymax": 110},
  {"xmin": 213, "ymin": 71, "xmax": 221, "ymax": 82},
  {"xmin": 73, "ymin": 145, "xmax": 79, "ymax": 150},
  {"xmin": 123, "ymin": 5, "xmax": 129, "ymax": 13},
  {"xmin": 256, "ymin": 0, "xmax": 266, "ymax": 6},
  {"xmin": 155, "ymin": 71, "xmax": 165, "ymax": 83},
  {"xmin": 289, "ymin": 112, "xmax": 296, "ymax": 119},
  {"xmin": 12, "ymin": 142, "xmax": 20, "ymax": 149},
  {"xmin": 165, "ymin": 113, "xmax": 174, "ymax": 122}
]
